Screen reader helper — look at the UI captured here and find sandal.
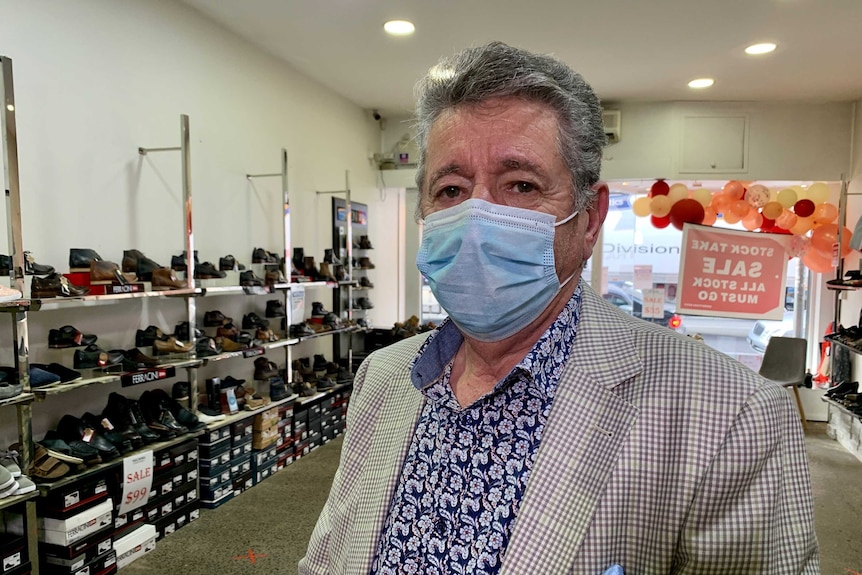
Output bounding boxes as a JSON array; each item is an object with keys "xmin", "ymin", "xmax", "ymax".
[{"xmin": 28, "ymin": 445, "xmax": 70, "ymax": 481}]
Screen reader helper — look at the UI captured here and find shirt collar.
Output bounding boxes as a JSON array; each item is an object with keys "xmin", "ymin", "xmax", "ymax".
[{"xmin": 409, "ymin": 281, "xmax": 583, "ymax": 395}]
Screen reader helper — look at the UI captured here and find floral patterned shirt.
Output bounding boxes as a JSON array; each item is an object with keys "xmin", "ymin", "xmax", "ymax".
[{"xmin": 371, "ymin": 284, "xmax": 583, "ymax": 575}]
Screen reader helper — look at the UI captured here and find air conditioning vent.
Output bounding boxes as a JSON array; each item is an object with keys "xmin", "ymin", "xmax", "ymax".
[{"xmin": 602, "ymin": 110, "xmax": 621, "ymax": 144}]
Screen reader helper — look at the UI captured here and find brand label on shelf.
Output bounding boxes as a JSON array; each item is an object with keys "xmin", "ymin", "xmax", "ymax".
[
  {"xmin": 121, "ymin": 366, "xmax": 177, "ymax": 387},
  {"xmin": 242, "ymin": 347, "xmax": 265, "ymax": 358}
]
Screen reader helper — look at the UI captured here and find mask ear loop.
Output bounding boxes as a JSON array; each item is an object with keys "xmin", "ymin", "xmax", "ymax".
[{"xmin": 554, "ymin": 210, "xmax": 579, "ymax": 227}]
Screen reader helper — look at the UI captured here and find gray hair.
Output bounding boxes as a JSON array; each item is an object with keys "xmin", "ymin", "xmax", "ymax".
[{"xmin": 414, "ymin": 41, "xmax": 606, "ymax": 214}]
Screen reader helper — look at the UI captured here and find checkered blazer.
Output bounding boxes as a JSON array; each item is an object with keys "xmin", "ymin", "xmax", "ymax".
[{"xmin": 299, "ymin": 284, "xmax": 819, "ymax": 574}]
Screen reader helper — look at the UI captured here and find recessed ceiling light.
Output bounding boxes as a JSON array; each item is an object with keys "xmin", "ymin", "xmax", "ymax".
[
  {"xmin": 384, "ymin": 20, "xmax": 415, "ymax": 36},
  {"xmin": 745, "ymin": 42, "xmax": 777, "ymax": 55},
  {"xmin": 688, "ymin": 78, "xmax": 715, "ymax": 89}
]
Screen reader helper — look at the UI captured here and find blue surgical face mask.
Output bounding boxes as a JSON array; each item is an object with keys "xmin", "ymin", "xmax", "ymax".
[{"xmin": 416, "ymin": 198, "xmax": 578, "ymax": 342}]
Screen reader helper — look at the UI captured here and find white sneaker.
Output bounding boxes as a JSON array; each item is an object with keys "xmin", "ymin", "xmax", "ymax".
[
  {"xmin": 0, "ymin": 451, "xmax": 21, "ymax": 478},
  {"xmin": 12, "ymin": 475, "xmax": 35, "ymax": 495},
  {"xmin": 0, "ymin": 478, "xmax": 18, "ymax": 498},
  {"xmin": 0, "ymin": 284, "xmax": 21, "ymax": 304},
  {"xmin": 195, "ymin": 410, "xmax": 225, "ymax": 424}
]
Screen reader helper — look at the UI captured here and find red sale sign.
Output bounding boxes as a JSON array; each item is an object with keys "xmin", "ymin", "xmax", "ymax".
[{"xmin": 677, "ymin": 224, "xmax": 789, "ymax": 320}]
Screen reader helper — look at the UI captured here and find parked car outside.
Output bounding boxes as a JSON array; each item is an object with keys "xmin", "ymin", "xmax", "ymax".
[
  {"xmin": 602, "ymin": 283, "xmax": 684, "ymax": 333},
  {"xmin": 747, "ymin": 310, "xmax": 796, "ymax": 353}
]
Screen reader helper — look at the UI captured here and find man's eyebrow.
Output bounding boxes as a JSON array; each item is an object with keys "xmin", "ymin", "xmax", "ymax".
[
  {"xmin": 501, "ymin": 158, "xmax": 548, "ymax": 178},
  {"xmin": 428, "ymin": 164, "xmax": 461, "ymax": 188}
]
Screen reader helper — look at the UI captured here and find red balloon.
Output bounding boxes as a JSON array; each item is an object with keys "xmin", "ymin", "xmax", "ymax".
[
  {"xmin": 669, "ymin": 198, "xmax": 705, "ymax": 230},
  {"xmin": 794, "ymin": 199, "xmax": 815, "ymax": 217},
  {"xmin": 650, "ymin": 180, "xmax": 670, "ymax": 197},
  {"xmin": 651, "ymin": 214, "xmax": 671, "ymax": 229},
  {"xmin": 760, "ymin": 216, "xmax": 775, "ymax": 229}
]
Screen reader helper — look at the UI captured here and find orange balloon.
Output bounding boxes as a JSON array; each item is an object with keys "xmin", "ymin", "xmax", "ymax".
[
  {"xmin": 650, "ymin": 195, "xmax": 672, "ymax": 217},
  {"xmin": 811, "ymin": 223, "xmax": 853, "ymax": 257},
  {"xmin": 802, "ymin": 248, "xmax": 834, "ymax": 273},
  {"xmin": 702, "ymin": 207, "xmax": 717, "ymax": 226},
  {"xmin": 742, "ymin": 213, "xmax": 763, "ymax": 231},
  {"xmin": 813, "ymin": 202, "xmax": 839, "ymax": 224},
  {"xmin": 711, "ymin": 194, "xmax": 733, "ymax": 214},
  {"xmin": 762, "ymin": 201, "xmax": 783, "ymax": 220},
  {"xmin": 731, "ymin": 199, "xmax": 751, "ymax": 218},
  {"xmin": 723, "ymin": 180, "xmax": 745, "ymax": 199},
  {"xmin": 722, "ymin": 211, "xmax": 741, "ymax": 225},
  {"xmin": 789, "ymin": 215, "xmax": 815, "ymax": 235},
  {"xmin": 775, "ymin": 209, "xmax": 798, "ymax": 230}
]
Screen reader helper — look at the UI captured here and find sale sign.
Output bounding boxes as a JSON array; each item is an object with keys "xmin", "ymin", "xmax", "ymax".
[
  {"xmin": 677, "ymin": 224, "xmax": 789, "ymax": 320},
  {"xmin": 119, "ymin": 451, "xmax": 154, "ymax": 515}
]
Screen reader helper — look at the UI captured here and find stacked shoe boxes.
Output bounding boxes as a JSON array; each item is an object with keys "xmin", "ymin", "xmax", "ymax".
[
  {"xmin": 275, "ymin": 403, "xmax": 295, "ymax": 470},
  {"xmin": 108, "ymin": 439, "xmax": 199, "ymax": 543},
  {"xmin": 251, "ymin": 407, "xmax": 280, "ymax": 484},
  {"xmin": 292, "ymin": 402, "xmax": 310, "ymax": 460},
  {"xmin": 229, "ymin": 417, "xmax": 254, "ymax": 497},
  {"xmin": 199, "ymin": 426, "xmax": 234, "ymax": 509},
  {"xmin": 0, "ymin": 530, "xmax": 29, "ymax": 575},
  {"xmin": 32, "ymin": 472, "xmax": 116, "ymax": 575}
]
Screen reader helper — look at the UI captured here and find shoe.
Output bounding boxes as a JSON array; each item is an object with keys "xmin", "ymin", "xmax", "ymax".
[
  {"xmin": 265, "ymin": 300, "xmax": 286, "ymax": 318},
  {"xmin": 215, "ymin": 336, "xmax": 246, "ymax": 353},
  {"xmin": 323, "ymin": 312, "xmax": 344, "ymax": 330},
  {"xmin": 269, "ymin": 377, "xmax": 291, "ymax": 401},
  {"xmin": 316, "ymin": 375, "xmax": 335, "ymax": 390},
  {"xmin": 29, "ymin": 366, "xmax": 61, "ymax": 388},
  {"xmin": 37, "ymin": 363, "xmax": 82, "ymax": 384},
  {"xmin": 0, "ymin": 284, "xmax": 21, "ymax": 303},
  {"xmin": 172, "ymin": 381, "xmax": 190, "ymax": 401},
  {"xmin": 826, "ymin": 380, "xmax": 858, "ymax": 398},
  {"xmin": 26, "ymin": 445, "xmax": 70, "ymax": 481},
  {"xmin": 327, "ymin": 361, "xmax": 354, "ymax": 383},
  {"xmin": 174, "ymin": 321, "xmax": 202, "ymax": 342},
  {"xmin": 358, "ymin": 235, "xmax": 374, "ymax": 250},
  {"xmin": 57, "ymin": 415, "xmax": 120, "ymax": 461},
  {"xmin": 81, "ymin": 412, "xmax": 133, "ymax": 454},
  {"xmin": 252, "ymin": 248, "xmax": 278, "ymax": 264},
  {"xmin": 195, "ymin": 409, "xmax": 225, "ymax": 424},
  {"xmin": 22, "ymin": 251, "xmax": 54, "ymax": 275},
  {"xmin": 147, "ymin": 389, "xmax": 205, "ymax": 432},
  {"xmin": 311, "ymin": 302, "xmax": 329, "ymax": 317},
  {"xmin": 359, "ymin": 276, "xmax": 374, "ymax": 288},
  {"xmin": 0, "ymin": 255, "xmax": 10, "ymax": 276},
  {"xmin": 151, "ymin": 267, "xmax": 186, "ymax": 290},
  {"xmin": 122, "ymin": 348, "xmax": 160, "ymax": 369},
  {"xmin": 357, "ymin": 297, "xmax": 374, "ymax": 309},
  {"xmin": 104, "ymin": 393, "xmax": 158, "ymax": 445},
  {"xmin": 31, "ymin": 273, "xmax": 90, "ymax": 298},
  {"xmin": 90, "ymin": 260, "xmax": 128, "ymax": 285},
  {"xmin": 243, "ymin": 312, "xmax": 270, "ymax": 330},
  {"xmin": 255, "ymin": 328, "xmax": 277, "ymax": 343},
  {"xmin": 205, "ymin": 378, "xmax": 221, "ymax": 411},
  {"xmin": 313, "ymin": 354, "xmax": 329, "ymax": 373},
  {"xmin": 216, "ymin": 322, "xmax": 240, "ymax": 341},
  {"xmin": 323, "ymin": 249, "xmax": 336, "ymax": 264},
  {"xmin": 204, "ymin": 310, "xmax": 232, "ymax": 327},
  {"xmin": 265, "ymin": 270, "xmax": 286, "ymax": 286},
  {"xmin": 122, "ymin": 249, "xmax": 162, "ymax": 281},
  {"xmin": 358, "ymin": 257, "xmax": 375, "ymax": 269},
  {"xmin": 136, "ymin": 326, "xmax": 167, "ymax": 347},
  {"xmin": 243, "ymin": 393, "xmax": 270, "ymax": 411},
  {"xmin": 170, "ymin": 250, "xmax": 199, "ymax": 272},
  {"xmin": 68, "ymin": 248, "xmax": 102, "ymax": 270},
  {"xmin": 236, "ymin": 331, "xmax": 253, "ymax": 345},
  {"xmin": 29, "ymin": 438, "xmax": 84, "ymax": 465},
  {"xmin": 219, "ymin": 255, "xmax": 244, "ymax": 271},
  {"xmin": 49, "ymin": 325, "xmax": 98, "ymax": 348},
  {"xmin": 153, "ymin": 336, "xmax": 194, "ymax": 355},
  {"xmin": 334, "ymin": 265, "xmax": 347, "ymax": 281},
  {"xmin": 254, "ymin": 357, "xmax": 279, "ymax": 380},
  {"xmin": 13, "ymin": 476, "xmax": 35, "ymax": 495},
  {"xmin": 318, "ymin": 262, "xmax": 336, "ymax": 282},
  {"xmin": 194, "ymin": 261, "xmax": 227, "ymax": 279},
  {"xmin": 138, "ymin": 391, "xmax": 184, "ymax": 439},
  {"xmin": 73, "ymin": 344, "xmax": 111, "ymax": 369},
  {"xmin": 239, "ymin": 270, "xmax": 264, "ymax": 287},
  {"xmin": 290, "ymin": 322, "xmax": 315, "ymax": 337},
  {"xmin": 303, "ymin": 257, "xmax": 322, "ymax": 280},
  {"xmin": 0, "ymin": 450, "xmax": 21, "ymax": 478},
  {"xmin": 196, "ymin": 337, "xmax": 223, "ymax": 357}
]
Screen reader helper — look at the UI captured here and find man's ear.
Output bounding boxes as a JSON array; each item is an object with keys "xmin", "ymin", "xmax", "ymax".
[{"xmin": 582, "ymin": 181, "xmax": 609, "ymax": 260}]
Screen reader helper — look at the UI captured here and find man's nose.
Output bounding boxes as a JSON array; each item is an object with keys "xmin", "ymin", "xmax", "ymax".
[{"xmin": 470, "ymin": 184, "xmax": 493, "ymax": 202}]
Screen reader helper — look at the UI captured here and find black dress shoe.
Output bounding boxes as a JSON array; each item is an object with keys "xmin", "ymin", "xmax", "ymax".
[
  {"xmin": 219, "ymin": 255, "xmax": 245, "ymax": 271},
  {"xmin": 239, "ymin": 270, "xmax": 264, "ymax": 287},
  {"xmin": 174, "ymin": 321, "xmax": 202, "ymax": 342},
  {"xmin": 203, "ymin": 310, "xmax": 232, "ymax": 327},
  {"xmin": 81, "ymin": 412, "xmax": 133, "ymax": 454},
  {"xmin": 48, "ymin": 325, "xmax": 98, "ymax": 348},
  {"xmin": 31, "ymin": 273, "xmax": 90, "ymax": 298},
  {"xmin": 43, "ymin": 429, "xmax": 101, "ymax": 466},
  {"xmin": 242, "ymin": 312, "xmax": 269, "ymax": 330},
  {"xmin": 194, "ymin": 261, "xmax": 227, "ymax": 279},
  {"xmin": 195, "ymin": 337, "xmax": 222, "ymax": 357},
  {"xmin": 69, "ymin": 248, "xmax": 102, "ymax": 270},
  {"xmin": 122, "ymin": 249, "xmax": 163, "ymax": 281},
  {"xmin": 104, "ymin": 393, "xmax": 158, "ymax": 445},
  {"xmin": 57, "ymin": 415, "xmax": 120, "ymax": 461},
  {"xmin": 139, "ymin": 390, "xmax": 187, "ymax": 438},
  {"xmin": 148, "ymin": 389, "xmax": 205, "ymax": 432},
  {"xmin": 252, "ymin": 247, "xmax": 278, "ymax": 264},
  {"xmin": 265, "ymin": 300, "xmax": 285, "ymax": 318},
  {"xmin": 73, "ymin": 344, "xmax": 110, "ymax": 369},
  {"xmin": 34, "ymin": 363, "xmax": 82, "ymax": 384},
  {"xmin": 24, "ymin": 251, "xmax": 55, "ymax": 275},
  {"xmin": 121, "ymin": 348, "xmax": 160, "ymax": 370},
  {"xmin": 170, "ymin": 250, "xmax": 199, "ymax": 272},
  {"xmin": 135, "ymin": 325, "xmax": 167, "ymax": 348},
  {"xmin": 826, "ymin": 380, "xmax": 858, "ymax": 398}
]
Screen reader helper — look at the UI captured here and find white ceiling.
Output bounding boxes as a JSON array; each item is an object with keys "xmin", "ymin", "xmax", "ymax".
[{"xmin": 182, "ymin": 0, "xmax": 862, "ymax": 117}]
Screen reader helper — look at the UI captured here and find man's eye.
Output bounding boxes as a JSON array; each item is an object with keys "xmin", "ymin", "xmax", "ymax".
[
  {"xmin": 515, "ymin": 182, "xmax": 536, "ymax": 193},
  {"xmin": 437, "ymin": 186, "xmax": 460, "ymax": 199}
]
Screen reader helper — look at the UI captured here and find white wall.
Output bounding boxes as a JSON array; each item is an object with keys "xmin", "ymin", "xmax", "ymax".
[{"xmin": 0, "ymin": 0, "xmax": 399, "ymax": 445}]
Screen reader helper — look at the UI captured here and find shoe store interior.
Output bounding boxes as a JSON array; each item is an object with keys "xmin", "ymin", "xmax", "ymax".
[{"xmin": 1, "ymin": 1, "xmax": 862, "ymax": 574}]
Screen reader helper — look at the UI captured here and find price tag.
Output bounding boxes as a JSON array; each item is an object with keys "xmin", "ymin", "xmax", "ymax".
[
  {"xmin": 642, "ymin": 288, "xmax": 665, "ymax": 319},
  {"xmin": 633, "ymin": 265, "xmax": 653, "ymax": 290},
  {"xmin": 119, "ymin": 451, "xmax": 154, "ymax": 515}
]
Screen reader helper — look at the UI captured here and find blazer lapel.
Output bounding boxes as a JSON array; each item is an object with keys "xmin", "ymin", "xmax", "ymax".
[
  {"xmin": 348, "ymin": 368, "xmax": 425, "ymax": 573},
  {"xmin": 502, "ymin": 286, "xmax": 643, "ymax": 574}
]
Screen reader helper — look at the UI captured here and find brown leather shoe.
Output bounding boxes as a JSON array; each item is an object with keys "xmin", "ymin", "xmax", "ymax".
[
  {"xmin": 90, "ymin": 260, "xmax": 129, "ymax": 285},
  {"xmin": 216, "ymin": 323, "xmax": 240, "ymax": 341},
  {"xmin": 153, "ymin": 336, "xmax": 194, "ymax": 354},
  {"xmin": 318, "ymin": 262, "xmax": 335, "ymax": 282},
  {"xmin": 215, "ymin": 336, "xmax": 246, "ymax": 352},
  {"xmin": 256, "ymin": 328, "xmax": 277, "ymax": 343},
  {"xmin": 264, "ymin": 270, "xmax": 285, "ymax": 286},
  {"xmin": 31, "ymin": 273, "xmax": 90, "ymax": 298},
  {"xmin": 151, "ymin": 267, "xmax": 185, "ymax": 291}
]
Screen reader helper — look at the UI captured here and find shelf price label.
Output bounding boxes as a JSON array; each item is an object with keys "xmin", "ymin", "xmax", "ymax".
[{"xmin": 119, "ymin": 450, "xmax": 154, "ymax": 515}]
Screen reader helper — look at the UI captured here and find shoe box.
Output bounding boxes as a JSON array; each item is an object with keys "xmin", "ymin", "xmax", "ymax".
[
  {"xmin": 200, "ymin": 484, "xmax": 234, "ymax": 510},
  {"xmin": 199, "ymin": 425, "xmax": 231, "ymax": 445},
  {"xmin": 250, "ymin": 445, "xmax": 278, "ymax": 485},
  {"xmin": 42, "ymin": 547, "xmax": 116, "ymax": 575},
  {"xmin": 37, "ymin": 473, "xmax": 110, "ymax": 518},
  {"xmin": 230, "ymin": 417, "xmax": 254, "ymax": 444},
  {"xmin": 63, "ymin": 271, "xmax": 146, "ymax": 297},
  {"xmin": 0, "ymin": 533, "xmax": 27, "ymax": 575},
  {"xmin": 113, "ymin": 523, "xmax": 155, "ymax": 570},
  {"xmin": 36, "ymin": 499, "xmax": 114, "ymax": 548},
  {"xmin": 152, "ymin": 500, "xmax": 200, "ymax": 541},
  {"xmin": 252, "ymin": 407, "xmax": 280, "ymax": 450}
]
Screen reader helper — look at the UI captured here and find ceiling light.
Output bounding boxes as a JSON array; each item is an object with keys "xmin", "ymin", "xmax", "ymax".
[
  {"xmin": 384, "ymin": 20, "xmax": 415, "ymax": 36},
  {"xmin": 745, "ymin": 42, "xmax": 777, "ymax": 55},
  {"xmin": 688, "ymin": 78, "xmax": 714, "ymax": 89}
]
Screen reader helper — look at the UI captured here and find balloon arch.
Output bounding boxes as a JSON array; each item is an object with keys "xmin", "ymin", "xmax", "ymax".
[{"xmin": 631, "ymin": 179, "xmax": 849, "ymax": 273}]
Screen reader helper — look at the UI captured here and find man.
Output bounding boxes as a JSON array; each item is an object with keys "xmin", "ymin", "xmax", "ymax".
[{"xmin": 300, "ymin": 42, "xmax": 818, "ymax": 574}]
